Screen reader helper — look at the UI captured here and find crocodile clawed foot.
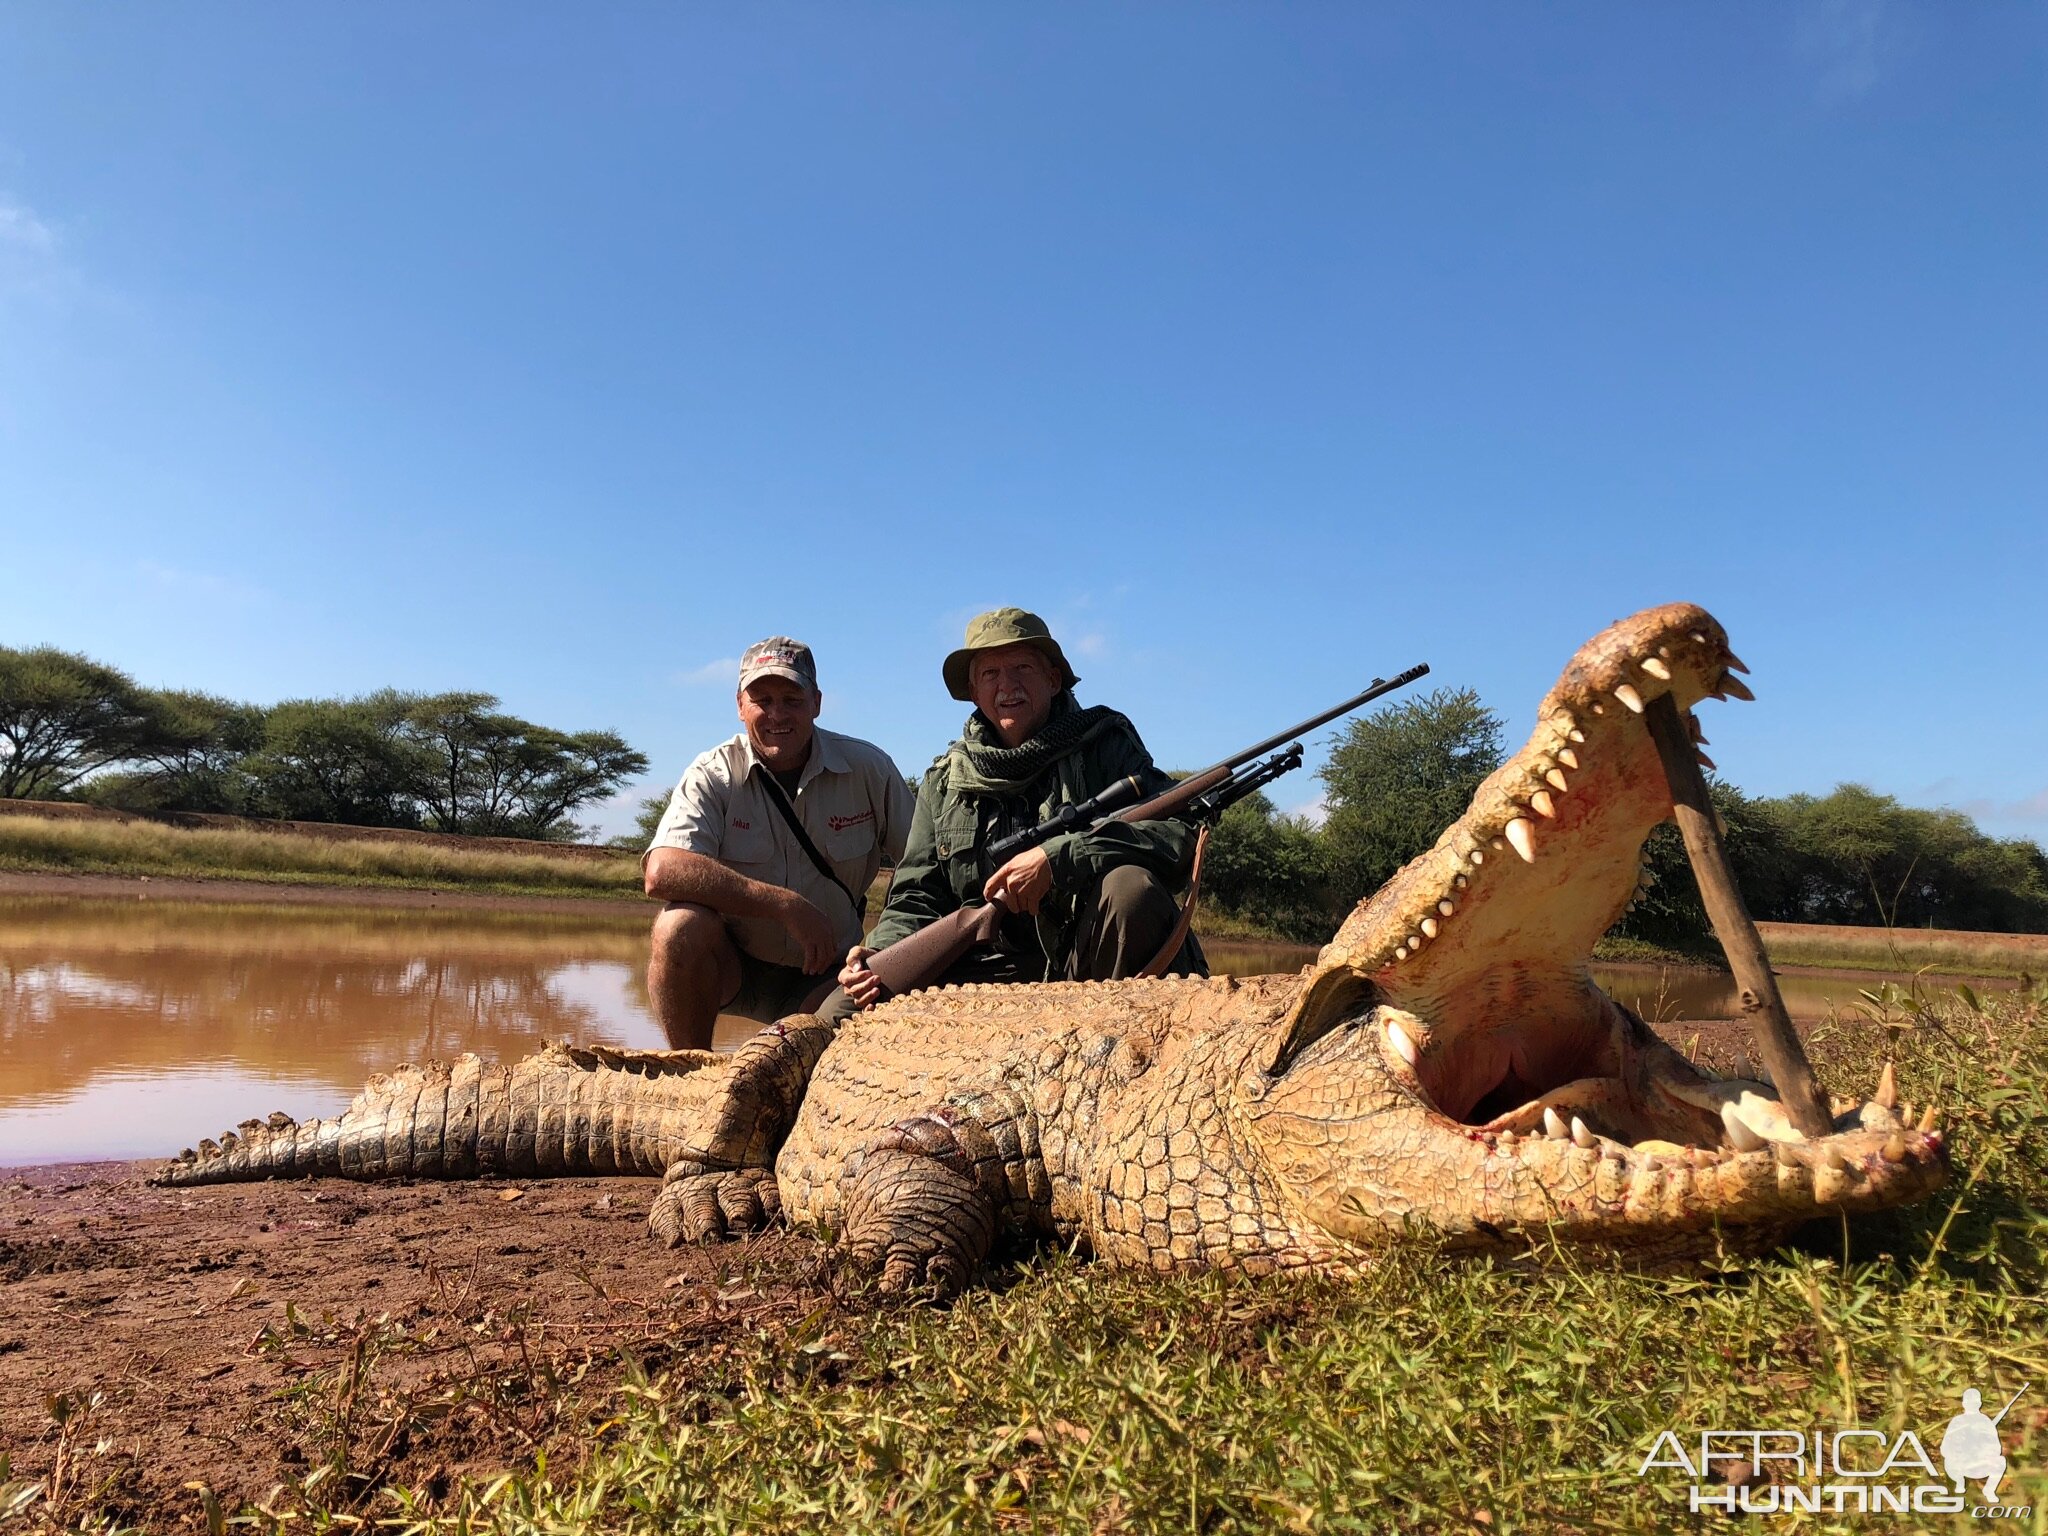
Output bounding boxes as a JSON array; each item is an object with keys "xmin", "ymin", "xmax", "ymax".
[
  {"xmin": 647, "ymin": 1163, "xmax": 782, "ymax": 1247},
  {"xmin": 838, "ymin": 1144, "xmax": 997, "ymax": 1298}
]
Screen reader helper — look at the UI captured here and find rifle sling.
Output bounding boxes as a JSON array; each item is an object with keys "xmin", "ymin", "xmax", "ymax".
[
  {"xmin": 1139, "ymin": 823, "xmax": 1210, "ymax": 979},
  {"xmin": 755, "ymin": 770, "xmax": 865, "ymax": 926}
]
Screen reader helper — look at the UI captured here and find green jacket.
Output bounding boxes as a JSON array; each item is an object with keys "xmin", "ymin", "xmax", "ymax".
[{"xmin": 866, "ymin": 696, "xmax": 1196, "ymax": 978}]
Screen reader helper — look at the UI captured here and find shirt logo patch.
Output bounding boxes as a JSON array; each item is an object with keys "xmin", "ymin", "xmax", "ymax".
[
  {"xmin": 731, "ymin": 818, "xmax": 752, "ymax": 830},
  {"xmin": 829, "ymin": 811, "xmax": 875, "ymax": 832}
]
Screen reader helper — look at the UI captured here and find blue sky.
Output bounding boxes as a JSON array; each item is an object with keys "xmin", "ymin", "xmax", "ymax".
[{"xmin": 2, "ymin": 4, "xmax": 2043, "ymax": 841}]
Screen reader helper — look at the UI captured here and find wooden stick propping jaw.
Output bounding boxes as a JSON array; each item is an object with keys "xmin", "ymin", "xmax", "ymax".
[{"xmin": 1644, "ymin": 692, "xmax": 1834, "ymax": 1140}]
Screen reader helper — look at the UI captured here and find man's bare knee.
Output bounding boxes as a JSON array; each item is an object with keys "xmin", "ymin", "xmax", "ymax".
[
  {"xmin": 649, "ymin": 904, "xmax": 740, "ymax": 1050},
  {"xmin": 652, "ymin": 902, "xmax": 730, "ymax": 967}
]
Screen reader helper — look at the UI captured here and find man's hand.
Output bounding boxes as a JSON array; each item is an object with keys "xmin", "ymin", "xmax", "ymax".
[
  {"xmin": 780, "ymin": 891, "xmax": 839, "ymax": 974},
  {"xmin": 983, "ymin": 846, "xmax": 1053, "ymax": 915},
  {"xmin": 838, "ymin": 945, "xmax": 887, "ymax": 1009}
]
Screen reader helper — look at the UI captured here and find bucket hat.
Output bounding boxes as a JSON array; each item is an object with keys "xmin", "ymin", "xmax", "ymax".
[{"xmin": 942, "ymin": 608, "xmax": 1079, "ymax": 702}]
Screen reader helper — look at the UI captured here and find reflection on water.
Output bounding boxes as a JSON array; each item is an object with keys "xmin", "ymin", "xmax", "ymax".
[
  {"xmin": 0, "ymin": 896, "xmax": 679, "ymax": 1164},
  {"xmin": 2, "ymin": 897, "xmax": 2008, "ymax": 1166},
  {"xmin": 0, "ymin": 902, "xmax": 1323, "ymax": 1164}
]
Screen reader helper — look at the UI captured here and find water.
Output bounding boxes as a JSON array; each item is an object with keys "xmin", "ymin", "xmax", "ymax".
[{"xmin": 0, "ymin": 895, "xmax": 2008, "ymax": 1165}]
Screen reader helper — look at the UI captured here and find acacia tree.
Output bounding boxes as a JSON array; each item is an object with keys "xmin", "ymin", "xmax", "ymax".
[
  {"xmin": 84, "ymin": 689, "xmax": 269, "ymax": 812},
  {"xmin": 405, "ymin": 694, "xmax": 650, "ymax": 840},
  {"xmin": 1318, "ymin": 686, "xmax": 1505, "ymax": 908},
  {"xmin": 0, "ymin": 646, "xmax": 163, "ymax": 799},
  {"xmin": 244, "ymin": 691, "xmax": 431, "ymax": 827}
]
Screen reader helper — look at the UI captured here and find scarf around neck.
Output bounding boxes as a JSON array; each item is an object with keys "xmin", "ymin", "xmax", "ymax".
[{"xmin": 947, "ymin": 691, "xmax": 1129, "ymax": 797}]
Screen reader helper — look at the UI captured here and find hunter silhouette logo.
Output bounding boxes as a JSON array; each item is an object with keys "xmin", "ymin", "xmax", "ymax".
[
  {"xmin": 1637, "ymin": 1381, "xmax": 2033, "ymax": 1518},
  {"xmin": 1943, "ymin": 1384, "xmax": 2028, "ymax": 1502}
]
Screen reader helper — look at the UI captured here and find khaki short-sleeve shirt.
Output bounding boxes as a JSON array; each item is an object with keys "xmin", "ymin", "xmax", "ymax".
[{"xmin": 646, "ymin": 726, "xmax": 915, "ymax": 967}]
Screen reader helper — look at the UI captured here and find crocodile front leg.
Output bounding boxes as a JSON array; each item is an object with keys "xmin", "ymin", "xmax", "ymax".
[
  {"xmin": 648, "ymin": 1017, "xmax": 835, "ymax": 1245},
  {"xmin": 836, "ymin": 1090, "xmax": 1050, "ymax": 1293}
]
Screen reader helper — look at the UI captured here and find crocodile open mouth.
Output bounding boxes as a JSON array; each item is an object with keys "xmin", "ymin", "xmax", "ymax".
[
  {"xmin": 1266, "ymin": 601, "xmax": 1948, "ymax": 1215},
  {"xmin": 1374, "ymin": 986, "xmax": 1946, "ymax": 1195}
]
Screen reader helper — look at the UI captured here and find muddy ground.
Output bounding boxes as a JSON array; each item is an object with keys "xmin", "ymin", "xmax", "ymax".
[
  {"xmin": 0, "ymin": 1163, "xmax": 837, "ymax": 1527},
  {"xmin": 0, "ymin": 1020, "xmax": 1834, "ymax": 1526}
]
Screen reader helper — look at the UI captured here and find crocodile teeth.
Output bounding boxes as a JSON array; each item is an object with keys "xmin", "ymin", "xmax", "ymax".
[
  {"xmin": 1640, "ymin": 656, "xmax": 1672, "ymax": 680},
  {"xmin": 1824, "ymin": 1146, "xmax": 1849, "ymax": 1171},
  {"xmin": 1529, "ymin": 789, "xmax": 1556, "ymax": 819},
  {"xmin": 1695, "ymin": 749, "xmax": 1716, "ymax": 769},
  {"xmin": 1437, "ymin": 899, "xmax": 1455, "ymax": 916},
  {"xmin": 1543, "ymin": 1107, "xmax": 1568, "ymax": 1140},
  {"xmin": 1614, "ymin": 683, "xmax": 1645, "ymax": 713},
  {"xmin": 1882, "ymin": 1132, "xmax": 1906, "ymax": 1162},
  {"xmin": 1721, "ymin": 675, "xmax": 1755, "ymax": 702},
  {"xmin": 1504, "ymin": 817, "xmax": 1536, "ymax": 862},
  {"xmin": 1556, "ymin": 748, "xmax": 1579, "ymax": 770},
  {"xmin": 1875, "ymin": 1062, "xmax": 1897, "ymax": 1109},
  {"xmin": 1917, "ymin": 1104, "xmax": 1939, "ymax": 1132},
  {"xmin": 1490, "ymin": 837, "xmax": 1506, "ymax": 852},
  {"xmin": 1420, "ymin": 917, "xmax": 1439, "ymax": 939},
  {"xmin": 1470, "ymin": 850, "xmax": 1484, "ymax": 866},
  {"xmin": 1545, "ymin": 767, "xmax": 1569, "ymax": 792},
  {"xmin": 1454, "ymin": 874, "xmax": 1469, "ymax": 888},
  {"xmin": 1726, "ymin": 652, "xmax": 1750, "ymax": 674},
  {"xmin": 1570, "ymin": 1116, "xmax": 1595, "ymax": 1149},
  {"xmin": 1386, "ymin": 1018, "xmax": 1419, "ymax": 1067},
  {"xmin": 1568, "ymin": 728, "xmax": 1586, "ymax": 744},
  {"xmin": 1722, "ymin": 1103, "xmax": 1767, "ymax": 1152}
]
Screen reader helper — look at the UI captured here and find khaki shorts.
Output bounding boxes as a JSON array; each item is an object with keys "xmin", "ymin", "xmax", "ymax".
[{"xmin": 727, "ymin": 946, "xmax": 833, "ymax": 1024}]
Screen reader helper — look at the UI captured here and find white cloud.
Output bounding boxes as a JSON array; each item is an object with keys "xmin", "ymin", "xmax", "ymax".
[
  {"xmin": 0, "ymin": 197, "xmax": 55, "ymax": 253},
  {"xmin": 1068, "ymin": 630, "xmax": 1108, "ymax": 659},
  {"xmin": 1954, "ymin": 787, "xmax": 2048, "ymax": 830},
  {"xmin": 675, "ymin": 657, "xmax": 740, "ymax": 687},
  {"xmin": 1797, "ymin": 0, "xmax": 1896, "ymax": 102},
  {"xmin": 1284, "ymin": 791, "xmax": 1329, "ymax": 827}
]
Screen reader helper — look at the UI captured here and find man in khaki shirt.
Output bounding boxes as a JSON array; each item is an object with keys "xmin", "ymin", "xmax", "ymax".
[{"xmin": 644, "ymin": 637, "xmax": 914, "ymax": 1049}]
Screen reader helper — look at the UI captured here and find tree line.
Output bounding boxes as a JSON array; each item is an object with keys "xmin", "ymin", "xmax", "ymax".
[
  {"xmin": 1201, "ymin": 686, "xmax": 2048, "ymax": 943},
  {"xmin": 0, "ymin": 645, "xmax": 648, "ymax": 842}
]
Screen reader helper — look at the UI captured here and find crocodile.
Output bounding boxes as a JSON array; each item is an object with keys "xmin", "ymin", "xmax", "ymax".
[{"xmin": 157, "ymin": 603, "xmax": 1948, "ymax": 1288}]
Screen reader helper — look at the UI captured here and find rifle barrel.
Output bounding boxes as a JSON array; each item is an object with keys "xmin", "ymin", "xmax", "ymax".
[{"xmin": 1196, "ymin": 663, "xmax": 1429, "ymax": 780}]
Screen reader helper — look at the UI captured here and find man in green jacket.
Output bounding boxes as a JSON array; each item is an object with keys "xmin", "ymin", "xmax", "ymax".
[{"xmin": 825, "ymin": 608, "xmax": 1203, "ymax": 1020}]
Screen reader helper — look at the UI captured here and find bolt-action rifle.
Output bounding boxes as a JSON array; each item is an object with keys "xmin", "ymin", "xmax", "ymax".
[{"xmin": 855, "ymin": 662, "xmax": 1430, "ymax": 1001}]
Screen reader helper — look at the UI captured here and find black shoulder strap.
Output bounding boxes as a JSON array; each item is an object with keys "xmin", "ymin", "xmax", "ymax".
[{"xmin": 757, "ymin": 770, "xmax": 865, "ymax": 921}]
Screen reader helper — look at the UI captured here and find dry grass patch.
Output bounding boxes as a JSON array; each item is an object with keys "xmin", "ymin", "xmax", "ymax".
[{"xmin": 0, "ymin": 813, "xmax": 642, "ymax": 900}]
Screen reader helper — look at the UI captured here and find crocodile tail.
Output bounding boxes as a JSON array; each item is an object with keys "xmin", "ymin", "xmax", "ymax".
[{"xmin": 151, "ymin": 1043, "xmax": 732, "ymax": 1186}]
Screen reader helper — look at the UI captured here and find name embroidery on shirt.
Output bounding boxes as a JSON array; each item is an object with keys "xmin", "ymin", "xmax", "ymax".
[{"xmin": 829, "ymin": 811, "xmax": 875, "ymax": 832}]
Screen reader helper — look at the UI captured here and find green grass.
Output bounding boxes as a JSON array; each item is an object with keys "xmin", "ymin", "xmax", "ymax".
[
  {"xmin": 0, "ymin": 811, "xmax": 644, "ymax": 901},
  {"xmin": 162, "ymin": 987, "xmax": 2037, "ymax": 1535}
]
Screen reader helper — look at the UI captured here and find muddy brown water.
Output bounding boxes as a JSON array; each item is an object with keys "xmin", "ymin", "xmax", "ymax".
[{"xmin": 0, "ymin": 894, "xmax": 2015, "ymax": 1165}]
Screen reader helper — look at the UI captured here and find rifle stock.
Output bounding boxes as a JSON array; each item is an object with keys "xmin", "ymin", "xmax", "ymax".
[{"xmin": 861, "ymin": 901, "xmax": 1004, "ymax": 997}]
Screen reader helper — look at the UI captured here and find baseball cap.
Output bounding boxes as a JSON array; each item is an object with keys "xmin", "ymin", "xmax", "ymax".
[{"xmin": 738, "ymin": 637, "xmax": 818, "ymax": 691}]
